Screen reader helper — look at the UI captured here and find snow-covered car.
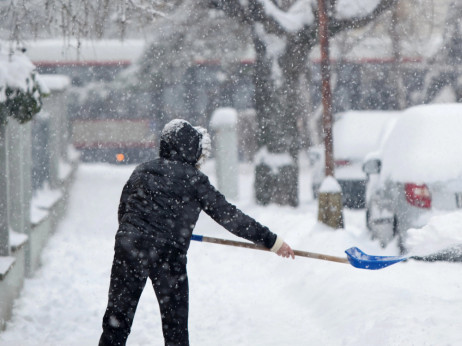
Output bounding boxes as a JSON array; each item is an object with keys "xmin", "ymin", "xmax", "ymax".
[
  {"xmin": 310, "ymin": 110, "xmax": 400, "ymax": 208},
  {"xmin": 363, "ymin": 103, "xmax": 462, "ymax": 251}
]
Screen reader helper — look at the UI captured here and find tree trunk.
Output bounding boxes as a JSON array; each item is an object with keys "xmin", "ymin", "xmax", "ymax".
[{"xmin": 253, "ymin": 34, "xmax": 308, "ymax": 207}]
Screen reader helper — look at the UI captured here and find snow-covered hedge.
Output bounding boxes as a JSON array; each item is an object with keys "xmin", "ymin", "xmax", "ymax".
[{"xmin": 0, "ymin": 46, "xmax": 47, "ymax": 124}]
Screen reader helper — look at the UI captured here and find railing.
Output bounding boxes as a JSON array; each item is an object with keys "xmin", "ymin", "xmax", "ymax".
[{"xmin": 0, "ymin": 74, "xmax": 78, "ymax": 330}]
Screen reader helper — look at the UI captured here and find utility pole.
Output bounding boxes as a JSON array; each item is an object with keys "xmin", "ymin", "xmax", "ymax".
[
  {"xmin": 318, "ymin": 0, "xmax": 334, "ymax": 178},
  {"xmin": 317, "ymin": 0, "xmax": 344, "ymax": 229}
]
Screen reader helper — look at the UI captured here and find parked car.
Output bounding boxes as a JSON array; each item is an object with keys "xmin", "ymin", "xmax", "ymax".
[
  {"xmin": 363, "ymin": 103, "xmax": 462, "ymax": 251},
  {"xmin": 310, "ymin": 110, "xmax": 400, "ymax": 208}
]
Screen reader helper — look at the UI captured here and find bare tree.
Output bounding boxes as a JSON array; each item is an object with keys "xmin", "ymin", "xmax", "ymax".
[
  {"xmin": 0, "ymin": 0, "xmax": 176, "ymax": 41},
  {"xmin": 209, "ymin": 0, "xmax": 397, "ymax": 206},
  {"xmin": 421, "ymin": 1, "xmax": 462, "ymax": 103}
]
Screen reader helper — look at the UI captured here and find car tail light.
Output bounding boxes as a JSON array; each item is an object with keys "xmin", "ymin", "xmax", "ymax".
[
  {"xmin": 335, "ymin": 159, "xmax": 351, "ymax": 167},
  {"xmin": 405, "ymin": 183, "xmax": 431, "ymax": 209}
]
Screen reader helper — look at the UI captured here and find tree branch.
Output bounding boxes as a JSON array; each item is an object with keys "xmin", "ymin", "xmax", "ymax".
[{"xmin": 329, "ymin": 0, "xmax": 397, "ymax": 36}]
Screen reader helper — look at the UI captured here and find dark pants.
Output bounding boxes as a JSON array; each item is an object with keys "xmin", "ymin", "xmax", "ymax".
[{"xmin": 99, "ymin": 231, "xmax": 189, "ymax": 346}]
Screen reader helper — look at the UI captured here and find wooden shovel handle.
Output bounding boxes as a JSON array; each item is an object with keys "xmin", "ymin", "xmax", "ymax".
[{"xmin": 194, "ymin": 235, "xmax": 349, "ymax": 264}]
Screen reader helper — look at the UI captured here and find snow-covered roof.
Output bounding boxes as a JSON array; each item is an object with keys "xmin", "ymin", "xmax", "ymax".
[{"xmin": 20, "ymin": 39, "xmax": 146, "ymax": 66}]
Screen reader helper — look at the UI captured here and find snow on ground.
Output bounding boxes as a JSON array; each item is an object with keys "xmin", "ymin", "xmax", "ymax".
[{"xmin": 1, "ymin": 157, "xmax": 462, "ymax": 346}]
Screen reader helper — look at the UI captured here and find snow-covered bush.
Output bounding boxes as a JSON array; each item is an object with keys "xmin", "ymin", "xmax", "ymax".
[{"xmin": 0, "ymin": 46, "xmax": 47, "ymax": 124}]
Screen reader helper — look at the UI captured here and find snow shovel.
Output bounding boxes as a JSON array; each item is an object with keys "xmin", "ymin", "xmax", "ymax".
[
  {"xmin": 345, "ymin": 245, "xmax": 462, "ymax": 269},
  {"xmin": 344, "ymin": 247, "xmax": 407, "ymax": 270},
  {"xmin": 191, "ymin": 234, "xmax": 417, "ymax": 270}
]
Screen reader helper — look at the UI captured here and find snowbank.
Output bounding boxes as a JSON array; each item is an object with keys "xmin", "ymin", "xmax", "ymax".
[
  {"xmin": 406, "ymin": 211, "xmax": 462, "ymax": 256},
  {"xmin": 1, "ymin": 161, "xmax": 461, "ymax": 346}
]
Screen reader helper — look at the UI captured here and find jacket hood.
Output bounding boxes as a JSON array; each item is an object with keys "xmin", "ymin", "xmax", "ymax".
[{"xmin": 159, "ymin": 119, "xmax": 202, "ymax": 165}]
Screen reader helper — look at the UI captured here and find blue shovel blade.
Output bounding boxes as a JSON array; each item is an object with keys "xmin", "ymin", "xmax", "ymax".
[{"xmin": 345, "ymin": 247, "xmax": 407, "ymax": 270}]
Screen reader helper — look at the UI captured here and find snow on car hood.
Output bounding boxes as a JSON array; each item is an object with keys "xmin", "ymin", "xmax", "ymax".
[{"xmin": 380, "ymin": 103, "xmax": 462, "ymax": 183}]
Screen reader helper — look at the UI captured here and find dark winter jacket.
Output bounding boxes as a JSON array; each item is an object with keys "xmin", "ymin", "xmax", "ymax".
[{"xmin": 117, "ymin": 120, "xmax": 277, "ymax": 253}]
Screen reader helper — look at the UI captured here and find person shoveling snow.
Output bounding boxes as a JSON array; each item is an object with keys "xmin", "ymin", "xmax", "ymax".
[{"xmin": 99, "ymin": 119, "xmax": 294, "ymax": 346}]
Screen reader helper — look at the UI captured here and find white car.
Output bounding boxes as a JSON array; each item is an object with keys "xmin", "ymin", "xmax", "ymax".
[
  {"xmin": 310, "ymin": 110, "xmax": 400, "ymax": 208},
  {"xmin": 363, "ymin": 103, "xmax": 462, "ymax": 251}
]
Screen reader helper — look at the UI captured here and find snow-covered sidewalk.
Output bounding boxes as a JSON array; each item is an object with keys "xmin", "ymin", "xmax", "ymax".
[{"xmin": 1, "ymin": 161, "xmax": 462, "ymax": 346}]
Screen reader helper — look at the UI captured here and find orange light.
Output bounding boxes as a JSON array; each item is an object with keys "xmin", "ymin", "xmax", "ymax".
[{"xmin": 116, "ymin": 153, "xmax": 125, "ymax": 162}]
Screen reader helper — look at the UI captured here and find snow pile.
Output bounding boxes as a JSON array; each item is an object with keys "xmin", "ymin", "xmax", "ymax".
[
  {"xmin": 380, "ymin": 104, "xmax": 462, "ymax": 183},
  {"xmin": 406, "ymin": 211, "xmax": 462, "ymax": 256},
  {"xmin": 319, "ymin": 176, "xmax": 342, "ymax": 193},
  {"xmin": 30, "ymin": 185, "xmax": 63, "ymax": 225},
  {"xmin": 9, "ymin": 229, "xmax": 28, "ymax": 249},
  {"xmin": 210, "ymin": 107, "xmax": 237, "ymax": 128},
  {"xmin": 254, "ymin": 146, "xmax": 294, "ymax": 173}
]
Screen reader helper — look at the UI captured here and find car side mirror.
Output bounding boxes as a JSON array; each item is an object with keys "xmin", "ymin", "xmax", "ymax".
[{"xmin": 362, "ymin": 159, "xmax": 381, "ymax": 175}]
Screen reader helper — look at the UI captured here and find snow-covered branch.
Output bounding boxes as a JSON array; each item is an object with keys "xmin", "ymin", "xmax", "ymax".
[
  {"xmin": 0, "ymin": 46, "xmax": 47, "ymax": 124},
  {"xmin": 210, "ymin": 0, "xmax": 397, "ymax": 46},
  {"xmin": 0, "ymin": 0, "xmax": 173, "ymax": 42}
]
